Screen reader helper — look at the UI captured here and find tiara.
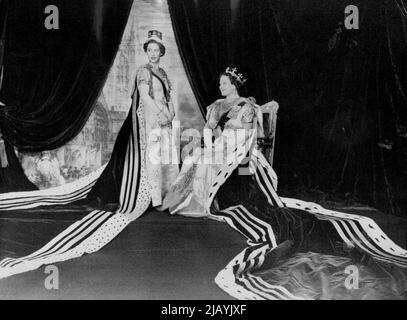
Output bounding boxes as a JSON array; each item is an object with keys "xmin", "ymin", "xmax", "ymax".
[{"xmin": 225, "ymin": 67, "xmax": 247, "ymax": 85}]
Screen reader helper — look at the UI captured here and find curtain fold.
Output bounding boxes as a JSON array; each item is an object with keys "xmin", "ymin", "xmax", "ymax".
[
  {"xmin": 0, "ymin": 139, "xmax": 38, "ymax": 193},
  {"xmin": 0, "ymin": 0, "xmax": 133, "ymax": 152},
  {"xmin": 168, "ymin": 0, "xmax": 232, "ymax": 112}
]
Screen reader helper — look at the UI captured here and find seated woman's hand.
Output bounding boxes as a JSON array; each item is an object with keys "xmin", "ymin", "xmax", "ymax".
[
  {"xmin": 164, "ymin": 107, "xmax": 176, "ymax": 123},
  {"xmin": 225, "ymin": 118, "xmax": 243, "ymax": 129}
]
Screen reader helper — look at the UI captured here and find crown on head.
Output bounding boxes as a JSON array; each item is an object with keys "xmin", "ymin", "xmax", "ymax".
[
  {"xmin": 225, "ymin": 67, "xmax": 247, "ymax": 85},
  {"xmin": 148, "ymin": 30, "xmax": 162, "ymax": 40}
]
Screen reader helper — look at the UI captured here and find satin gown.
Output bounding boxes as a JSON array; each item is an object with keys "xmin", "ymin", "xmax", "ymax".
[
  {"xmin": 135, "ymin": 64, "xmax": 179, "ymax": 207},
  {"xmin": 162, "ymin": 97, "xmax": 262, "ymax": 218}
]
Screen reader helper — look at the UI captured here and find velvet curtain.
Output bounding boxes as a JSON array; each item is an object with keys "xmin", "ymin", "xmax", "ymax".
[
  {"xmin": 0, "ymin": 0, "xmax": 133, "ymax": 192},
  {"xmin": 168, "ymin": 0, "xmax": 407, "ymax": 216},
  {"xmin": 0, "ymin": 0, "xmax": 133, "ymax": 151}
]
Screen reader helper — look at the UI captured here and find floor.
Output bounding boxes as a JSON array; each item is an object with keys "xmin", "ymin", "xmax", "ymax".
[
  {"xmin": 0, "ymin": 207, "xmax": 245, "ymax": 299},
  {"xmin": 0, "ymin": 204, "xmax": 405, "ymax": 299}
]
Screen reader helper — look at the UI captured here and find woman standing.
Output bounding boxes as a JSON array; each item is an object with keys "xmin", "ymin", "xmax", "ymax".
[
  {"xmin": 88, "ymin": 30, "xmax": 179, "ymax": 210},
  {"xmin": 0, "ymin": 31, "xmax": 182, "ymax": 280},
  {"xmin": 136, "ymin": 30, "xmax": 179, "ymax": 207}
]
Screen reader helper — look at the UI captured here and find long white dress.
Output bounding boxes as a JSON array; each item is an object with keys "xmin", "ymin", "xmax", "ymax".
[{"xmin": 136, "ymin": 64, "xmax": 179, "ymax": 207}]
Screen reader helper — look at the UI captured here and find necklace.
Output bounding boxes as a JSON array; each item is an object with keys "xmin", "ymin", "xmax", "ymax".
[
  {"xmin": 219, "ymin": 96, "xmax": 241, "ymax": 116},
  {"xmin": 224, "ymin": 95, "xmax": 241, "ymax": 105}
]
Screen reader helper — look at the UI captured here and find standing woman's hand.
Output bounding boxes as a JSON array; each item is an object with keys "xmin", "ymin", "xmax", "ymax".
[
  {"xmin": 169, "ymin": 109, "xmax": 176, "ymax": 122},
  {"xmin": 157, "ymin": 110, "xmax": 171, "ymax": 126}
]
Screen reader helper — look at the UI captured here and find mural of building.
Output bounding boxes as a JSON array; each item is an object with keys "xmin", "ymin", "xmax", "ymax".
[{"xmin": 19, "ymin": 94, "xmax": 112, "ymax": 188}]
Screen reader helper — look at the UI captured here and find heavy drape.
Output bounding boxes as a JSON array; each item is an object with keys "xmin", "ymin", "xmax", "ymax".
[
  {"xmin": 168, "ymin": 0, "xmax": 407, "ymax": 217},
  {"xmin": 0, "ymin": 0, "xmax": 133, "ymax": 151},
  {"xmin": 0, "ymin": 0, "xmax": 133, "ymax": 192}
]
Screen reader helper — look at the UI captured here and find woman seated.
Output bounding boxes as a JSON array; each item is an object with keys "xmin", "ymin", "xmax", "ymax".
[
  {"xmin": 162, "ymin": 67, "xmax": 336, "ymax": 252},
  {"xmin": 162, "ymin": 67, "xmax": 407, "ymax": 300},
  {"xmin": 161, "ymin": 67, "xmax": 265, "ymax": 217}
]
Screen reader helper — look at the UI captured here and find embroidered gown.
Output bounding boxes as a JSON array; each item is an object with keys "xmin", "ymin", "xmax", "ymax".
[
  {"xmin": 162, "ymin": 97, "xmax": 264, "ymax": 218},
  {"xmin": 87, "ymin": 64, "xmax": 179, "ymax": 208},
  {"xmin": 135, "ymin": 64, "xmax": 179, "ymax": 207}
]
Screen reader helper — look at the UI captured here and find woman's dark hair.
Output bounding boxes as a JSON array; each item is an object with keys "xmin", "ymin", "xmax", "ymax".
[
  {"xmin": 219, "ymin": 71, "xmax": 246, "ymax": 95},
  {"xmin": 143, "ymin": 40, "xmax": 166, "ymax": 57}
]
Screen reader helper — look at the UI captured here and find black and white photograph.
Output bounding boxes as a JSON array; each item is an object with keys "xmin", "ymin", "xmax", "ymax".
[{"xmin": 0, "ymin": 0, "xmax": 406, "ymax": 303}]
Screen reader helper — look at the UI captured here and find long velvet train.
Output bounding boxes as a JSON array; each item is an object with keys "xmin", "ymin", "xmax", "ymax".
[
  {"xmin": 0, "ymin": 87, "xmax": 151, "ymax": 279},
  {"xmin": 205, "ymin": 138, "xmax": 407, "ymax": 299},
  {"xmin": 0, "ymin": 117, "xmax": 406, "ymax": 299}
]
